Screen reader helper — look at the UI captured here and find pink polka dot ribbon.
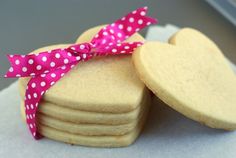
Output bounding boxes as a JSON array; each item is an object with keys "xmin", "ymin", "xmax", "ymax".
[{"xmin": 4, "ymin": 6, "xmax": 157, "ymax": 139}]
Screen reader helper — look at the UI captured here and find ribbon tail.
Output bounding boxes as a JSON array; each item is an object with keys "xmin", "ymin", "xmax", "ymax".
[
  {"xmin": 4, "ymin": 54, "xmax": 42, "ymax": 78},
  {"xmin": 24, "ymin": 63, "xmax": 76, "ymax": 139},
  {"xmin": 4, "ymin": 48, "xmax": 84, "ymax": 78},
  {"xmin": 4, "ymin": 54, "xmax": 20, "ymax": 78}
]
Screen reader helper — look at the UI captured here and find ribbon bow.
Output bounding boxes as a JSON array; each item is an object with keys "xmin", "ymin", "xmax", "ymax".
[{"xmin": 4, "ymin": 6, "xmax": 157, "ymax": 139}]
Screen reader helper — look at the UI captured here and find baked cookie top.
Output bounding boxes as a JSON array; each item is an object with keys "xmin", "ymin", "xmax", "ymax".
[
  {"xmin": 132, "ymin": 28, "xmax": 236, "ymax": 130},
  {"xmin": 19, "ymin": 25, "xmax": 146, "ymax": 113}
]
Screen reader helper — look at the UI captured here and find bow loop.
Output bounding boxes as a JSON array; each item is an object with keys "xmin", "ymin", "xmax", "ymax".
[{"xmin": 91, "ymin": 6, "xmax": 157, "ymax": 53}]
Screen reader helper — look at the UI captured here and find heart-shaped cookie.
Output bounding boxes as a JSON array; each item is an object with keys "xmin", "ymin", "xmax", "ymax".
[{"xmin": 133, "ymin": 28, "xmax": 236, "ymax": 130}]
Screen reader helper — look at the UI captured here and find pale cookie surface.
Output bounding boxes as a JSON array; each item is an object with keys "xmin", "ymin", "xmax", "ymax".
[
  {"xmin": 19, "ymin": 25, "xmax": 147, "ymax": 113},
  {"xmin": 20, "ymin": 102, "xmax": 149, "ymax": 147},
  {"xmin": 36, "ymin": 115, "xmax": 145, "ymax": 148},
  {"xmin": 19, "ymin": 82, "xmax": 150, "ymax": 125},
  {"xmin": 132, "ymin": 28, "xmax": 236, "ymax": 130},
  {"xmin": 20, "ymin": 97, "xmax": 150, "ymax": 136}
]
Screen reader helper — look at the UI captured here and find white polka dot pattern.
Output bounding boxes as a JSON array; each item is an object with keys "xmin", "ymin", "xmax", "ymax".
[
  {"xmin": 4, "ymin": 6, "xmax": 157, "ymax": 139},
  {"xmin": 90, "ymin": 7, "xmax": 157, "ymax": 54}
]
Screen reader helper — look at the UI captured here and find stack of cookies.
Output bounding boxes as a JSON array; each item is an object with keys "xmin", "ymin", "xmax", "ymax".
[{"xmin": 18, "ymin": 25, "xmax": 151, "ymax": 147}]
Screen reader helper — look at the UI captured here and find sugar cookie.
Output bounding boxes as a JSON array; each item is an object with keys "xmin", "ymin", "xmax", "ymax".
[
  {"xmin": 132, "ymin": 28, "xmax": 236, "ymax": 130},
  {"xmin": 18, "ymin": 25, "xmax": 147, "ymax": 113},
  {"xmin": 18, "ymin": 82, "xmax": 150, "ymax": 124},
  {"xmin": 20, "ymin": 102, "xmax": 149, "ymax": 147},
  {"xmin": 20, "ymin": 99, "xmax": 150, "ymax": 136}
]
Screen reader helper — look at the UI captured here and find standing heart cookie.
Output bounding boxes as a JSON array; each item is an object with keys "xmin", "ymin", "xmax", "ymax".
[{"xmin": 132, "ymin": 28, "xmax": 236, "ymax": 130}]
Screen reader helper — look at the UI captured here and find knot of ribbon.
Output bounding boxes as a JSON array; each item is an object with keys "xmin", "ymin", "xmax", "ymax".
[{"xmin": 4, "ymin": 6, "xmax": 157, "ymax": 139}]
